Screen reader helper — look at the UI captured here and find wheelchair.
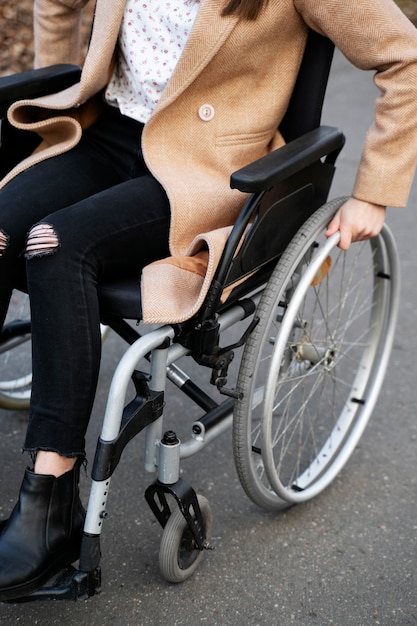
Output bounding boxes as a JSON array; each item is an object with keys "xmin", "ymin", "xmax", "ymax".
[{"xmin": 0, "ymin": 31, "xmax": 400, "ymax": 599}]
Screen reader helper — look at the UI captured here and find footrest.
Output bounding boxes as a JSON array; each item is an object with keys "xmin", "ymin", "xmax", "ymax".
[{"xmin": 11, "ymin": 566, "xmax": 101, "ymax": 602}]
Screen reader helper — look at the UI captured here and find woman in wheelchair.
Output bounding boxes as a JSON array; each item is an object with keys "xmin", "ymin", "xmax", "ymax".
[{"xmin": 0, "ymin": 0, "xmax": 416, "ymax": 602}]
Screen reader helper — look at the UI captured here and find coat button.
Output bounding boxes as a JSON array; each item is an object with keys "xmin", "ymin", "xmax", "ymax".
[{"xmin": 198, "ymin": 104, "xmax": 215, "ymax": 121}]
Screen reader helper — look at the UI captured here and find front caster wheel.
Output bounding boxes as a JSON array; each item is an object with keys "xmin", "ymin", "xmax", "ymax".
[{"xmin": 159, "ymin": 495, "xmax": 212, "ymax": 583}]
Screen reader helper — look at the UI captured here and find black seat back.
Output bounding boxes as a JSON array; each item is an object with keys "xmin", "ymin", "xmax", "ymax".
[{"xmin": 279, "ymin": 30, "xmax": 335, "ymax": 142}]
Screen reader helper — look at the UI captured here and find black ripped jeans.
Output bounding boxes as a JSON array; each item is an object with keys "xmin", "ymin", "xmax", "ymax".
[{"xmin": 0, "ymin": 105, "xmax": 171, "ymax": 456}]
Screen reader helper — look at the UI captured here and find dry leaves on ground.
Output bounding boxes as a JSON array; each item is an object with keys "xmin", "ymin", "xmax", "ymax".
[
  {"xmin": 0, "ymin": 4, "xmax": 34, "ymax": 76},
  {"xmin": 0, "ymin": 0, "xmax": 94, "ymax": 76}
]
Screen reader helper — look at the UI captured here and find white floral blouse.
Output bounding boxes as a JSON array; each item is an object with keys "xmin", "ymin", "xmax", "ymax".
[{"xmin": 105, "ymin": 0, "xmax": 201, "ymax": 123}]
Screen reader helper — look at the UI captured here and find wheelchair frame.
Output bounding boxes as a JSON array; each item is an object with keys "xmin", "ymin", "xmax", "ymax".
[{"xmin": 0, "ymin": 31, "xmax": 400, "ymax": 600}]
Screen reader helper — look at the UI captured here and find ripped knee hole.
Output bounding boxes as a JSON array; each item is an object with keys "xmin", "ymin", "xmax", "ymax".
[
  {"xmin": 0, "ymin": 229, "xmax": 10, "ymax": 257},
  {"xmin": 25, "ymin": 223, "xmax": 60, "ymax": 258}
]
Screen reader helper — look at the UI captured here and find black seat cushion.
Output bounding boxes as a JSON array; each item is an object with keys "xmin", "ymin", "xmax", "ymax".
[{"xmin": 98, "ymin": 275, "xmax": 142, "ymax": 320}]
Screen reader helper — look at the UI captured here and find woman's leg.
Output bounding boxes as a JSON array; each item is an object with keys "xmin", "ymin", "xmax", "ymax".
[
  {"xmin": 0, "ymin": 109, "xmax": 143, "ymax": 479},
  {"xmin": 24, "ymin": 173, "xmax": 170, "ymax": 458},
  {"xmin": 0, "ymin": 107, "xmax": 171, "ymax": 600},
  {"xmin": 0, "ymin": 175, "xmax": 170, "ymax": 602}
]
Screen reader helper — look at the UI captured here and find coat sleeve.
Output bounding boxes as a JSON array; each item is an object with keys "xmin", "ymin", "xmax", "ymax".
[
  {"xmin": 294, "ymin": 0, "xmax": 417, "ymax": 207},
  {"xmin": 34, "ymin": 0, "xmax": 93, "ymax": 68}
]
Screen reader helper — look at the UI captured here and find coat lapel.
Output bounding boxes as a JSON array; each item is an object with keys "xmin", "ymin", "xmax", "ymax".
[
  {"xmin": 78, "ymin": 0, "xmax": 127, "ymax": 101},
  {"xmin": 156, "ymin": 0, "xmax": 240, "ymax": 110},
  {"xmin": 78, "ymin": 0, "xmax": 239, "ymax": 109}
]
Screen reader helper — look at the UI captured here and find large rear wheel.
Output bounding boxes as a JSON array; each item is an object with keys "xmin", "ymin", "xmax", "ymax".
[{"xmin": 233, "ymin": 198, "xmax": 400, "ymax": 510}]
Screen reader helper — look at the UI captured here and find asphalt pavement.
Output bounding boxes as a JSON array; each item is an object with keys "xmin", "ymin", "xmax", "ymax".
[{"xmin": 0, "ymin": 50, "xmax": 416, "ymax": 626}]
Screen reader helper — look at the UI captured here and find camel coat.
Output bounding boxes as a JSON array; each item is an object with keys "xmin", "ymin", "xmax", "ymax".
[{"xmin": 2, "ymin": 0, "xmax": 417, "ymax": 323}]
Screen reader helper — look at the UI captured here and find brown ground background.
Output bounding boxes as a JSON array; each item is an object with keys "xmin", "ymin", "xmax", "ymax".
[
  {"xmin": 1, "ymin": 0, "xmax": 417, "ymax": 76},
  {"xmin": 0, "ymin": 1, "xmax": 95, "ymax": 76}
]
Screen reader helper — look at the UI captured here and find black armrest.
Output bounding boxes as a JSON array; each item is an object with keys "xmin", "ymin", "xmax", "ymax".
[
  {"xmin": 0, "ymin": 64, "xmax": 81, "ymax": 111},
  {"xmin": 230, "ymin": 125, "xmax": 345, "ymax": 193}
]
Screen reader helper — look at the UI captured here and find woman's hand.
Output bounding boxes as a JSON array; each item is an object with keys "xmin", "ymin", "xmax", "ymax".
[{"xmin": 325, "ymin": 198, "xmax": 386, "ymax": 251}]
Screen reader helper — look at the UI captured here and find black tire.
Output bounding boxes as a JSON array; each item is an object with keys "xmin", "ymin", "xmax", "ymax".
[{"xmin": 159, "ymin": 495, "xmax": 212, "ymax": 583}]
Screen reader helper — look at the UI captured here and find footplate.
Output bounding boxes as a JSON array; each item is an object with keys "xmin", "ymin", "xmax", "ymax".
[{"xmin": 10, "ymin": 566, "xmax": 101, "ymax": 602}]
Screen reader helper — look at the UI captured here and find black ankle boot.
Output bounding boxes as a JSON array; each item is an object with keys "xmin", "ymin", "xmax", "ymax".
[{"xmin": 0, "ymin": 462, "xmax": 85, "ymax": 602}]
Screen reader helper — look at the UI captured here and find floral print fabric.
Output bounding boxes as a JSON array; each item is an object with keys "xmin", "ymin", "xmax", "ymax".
[{"xmin": 106, "ymin": 0, "xmax": 201, "ymax": 123}]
